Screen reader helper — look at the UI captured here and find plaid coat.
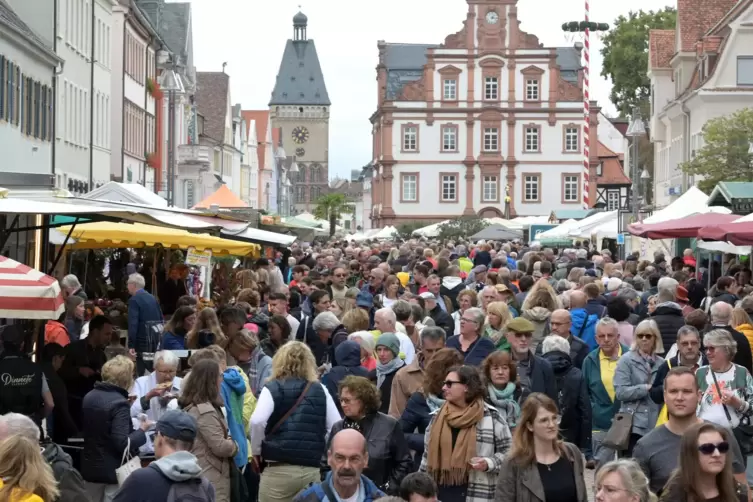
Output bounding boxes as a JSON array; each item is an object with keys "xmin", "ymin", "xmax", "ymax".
[{"xmin": 419, "ymin": 402, "xmax": 512, "ymax": 502}]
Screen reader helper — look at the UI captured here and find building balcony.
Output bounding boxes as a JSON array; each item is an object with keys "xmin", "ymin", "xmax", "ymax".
[{"xmin": 177, "ymin": 145, "xmax": 211, "ymax": 167}]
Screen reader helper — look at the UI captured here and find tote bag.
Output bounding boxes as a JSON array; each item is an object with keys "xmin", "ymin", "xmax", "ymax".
[{"xmin": 115, "ymin": 437, "xmax": 142, "ymax": 485}]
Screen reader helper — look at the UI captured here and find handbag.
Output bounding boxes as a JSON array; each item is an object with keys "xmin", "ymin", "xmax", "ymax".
[
  {"xmin": 115, "ymin": 437, "xmax": 142, "ymax": 485},
  {"xmin": 602, "ymin": 411, "xmax": 634, "ymax": 450},
  {"xmin": 709, "ymin": 367, "xmax": 753, "ymax": 456}
]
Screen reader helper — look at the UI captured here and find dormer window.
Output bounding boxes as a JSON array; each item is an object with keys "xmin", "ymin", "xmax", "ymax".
[{"xmin": 737, "ymin": 56, "xmax": 753, "ymax": 86}]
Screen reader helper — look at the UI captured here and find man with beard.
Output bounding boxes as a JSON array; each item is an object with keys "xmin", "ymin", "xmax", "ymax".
[
  {"xmin": 633, "ymin": 367, "xmax": 748, "ymax": 495},
  {"xmin": 294, "ymin": 429, "xmax": 385, "ymax": 502}
]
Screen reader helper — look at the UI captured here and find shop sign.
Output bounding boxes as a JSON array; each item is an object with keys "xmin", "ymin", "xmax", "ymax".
[{"xmin": 186, "ymin": 247, "xmax": 212, "ymax": 268}]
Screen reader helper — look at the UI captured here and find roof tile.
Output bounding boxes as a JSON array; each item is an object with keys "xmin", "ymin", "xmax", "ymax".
[
  {"xmin": 649, "ymin": 29, "xmax": 675, "ymax": 69},
  {"xmin": 269, "ymin": 39, "xmax": 330, "ymax": 106},
  {"xmin": 195, "ymin": 72, "xmax": 229, "ymax": 142},
  {"xmin": 678, "ymin": 0, "xmax": 738, "ymax": 52},
  {"xmin": 596, "ymin": 142, "xmax": 631, "ymax": 185}
]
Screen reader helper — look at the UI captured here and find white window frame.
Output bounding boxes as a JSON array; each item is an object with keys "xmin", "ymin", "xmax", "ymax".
[
  {"xmin": 525, "ymin": 79, "xmax": 539, "ymax": 100},
  {"xmin": 484, "ymin": 77, "xmax": 498, "ymax": 100},
  {"xmin": 525, "ymin": 127, "xmax": 539, "ymax": 152},
  {"xmin": 563, "ymin": 175, "xmax": 578, "ymax": 202},
  {"xmin": 607, "ymin": 190, "xmax": 620, "ymax": 210},
  {"xmin": 402, "ymin": 174, "xmax": 417, "ymax": 201},
  {"xmin": 524, "ymin": 175, "xmax": 540, "ymax": 202},
  {"xmin": 483, "ymin": 176, "xmax": 498, "ymax": 202},
  {"xmin": 483, "ymin": 127, "xmax": 499, "ymax": 152},
  {"xmin": 441, "ymin": 175, "xmax": 457, "ymax": 202},
  {"xmin": 442, "ymin": 126, "xmax": 457, "ymax": 151},
  {"xmin": 403, "ymin": 125, "xmax": 417, "ymax": 151},
  {"xmin": 565, "ymin": 126, "xmax": 579, "ymax": 152},
  {"xmin": 443, "ymin": 79, "xmax": 457, "ymax": 100}
]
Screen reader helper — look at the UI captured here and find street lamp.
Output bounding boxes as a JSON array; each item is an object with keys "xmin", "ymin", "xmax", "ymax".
[
  {"xmin": 159, "ymin": 66, "xmax": 184, "ymax": 207},
  {"xmin": 626, "ymin": 107, "xmax": 646, "ymax": 221}
]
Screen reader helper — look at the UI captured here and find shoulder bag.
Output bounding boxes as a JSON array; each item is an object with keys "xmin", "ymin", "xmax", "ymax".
[
  {"xmin": 603, "ymin": 357, "xmax": 650, "ymax": 451},
  {"xmin": 115, "ymin": 437, "xmax": 142, "ymax": 485},
  {"xmin": 709, "ymin": 366, "xmax": 753, "ymax": 455}
]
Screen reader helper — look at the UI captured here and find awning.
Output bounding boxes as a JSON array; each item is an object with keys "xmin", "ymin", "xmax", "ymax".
[
  {"xmin": 0, "ymin": 256, "xmax": 64, "ymax": 320},
  {"xmin": 697, "ymin": 221, "xmax": 753, "ymax": 246},
  {"xmin": 222, "ymin": 227, "xmax": 297, "ymax": 247},
  {"xmin": 629, "ymin": 213, "xmax": 739, "ymax": 239},
  {"xmin": 56, "ymin": 222, "xmax": 260, "ymax": 256}
]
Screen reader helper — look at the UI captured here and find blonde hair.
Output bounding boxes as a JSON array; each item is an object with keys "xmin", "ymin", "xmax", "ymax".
[
  {"xmin": 521, "ymin": 279, "xmax": 561, "ymax": 311},
  {"xmin": 186, "ymin": 307, "xmax": 227, "ymax": 349},
  {"xmin": 101, "ymin": 355, "xmax": 134, "ymax": 391},
  {"xmin": 226, "ymin": 329, "xmax": 259, "ymax": 360},
  {"xmin": 270, "ymin": 341, "xmax": 318, "ymax": 382},
  {"xmin": 596, "ymin": 459, "xmax": 657, "ymax": 502},
  {"xmin": 0, "ymin": 436, "xmax": 59, "ymax": 502},
  {"xmin": 485, "ymin": 301, "xmax": 512, "ymax": 330},
  {"xmin": 342, "ymin": 308, "xmax": 370, "ymax": 333},
  {"xmin": 732, "ymin": 307, "xmax": 753, "ymax": 330},
  {"xmin": 632, "ymin": 319, "xmax": 664, "ymax": 354}
]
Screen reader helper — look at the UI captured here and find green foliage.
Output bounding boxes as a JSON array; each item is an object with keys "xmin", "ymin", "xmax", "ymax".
[
  {"xmin": 680, "ymin": 108, "xmax": 753, "ymax": 193},
  {"xmin": 562, "ymin": 21, "xmax": 609, "ymax": 32},
  {"xmin": 437, "ymin": 218, "xmax": 490, "ymax": 241},
  {"xmin": 312, "ymin": 193, "xmax": 354, "ymax": 237},
  {"xmin": 395, "ymin": 221, "xmax": 426, "ymax": 239},
  {"xmin": 600, "ymin": 8, "xmax": 676, "ymax": 116}
]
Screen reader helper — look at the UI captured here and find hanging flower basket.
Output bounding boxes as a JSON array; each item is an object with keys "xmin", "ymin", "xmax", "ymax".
[{"xmin": 146, "ymin": 152, "xmax": 159, "ymax": 169}]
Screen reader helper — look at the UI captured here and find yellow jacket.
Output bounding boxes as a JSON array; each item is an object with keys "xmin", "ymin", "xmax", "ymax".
[
  {"xmin": 230, "ymin": 365, "xmax": 257, "ymax": 460},
  {"xmin": 736, "ymin": 324, "xmax": 753, "ymax": 355},
  {"xmin": 0, "ymin": 480, "xmax": 43, "ymax": 502}
]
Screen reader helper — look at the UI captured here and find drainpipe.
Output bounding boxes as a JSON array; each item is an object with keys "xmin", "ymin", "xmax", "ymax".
[
  {"xmin": 681, "ymin": 100, "xmax": 691, "ymax": 193},
  {"xmin": 88, "ymin": 0, "xmax": 96, "ymax": 190},
  {"xmin": 51, "ymin": 0, "xmax": 58, "ymax": 176},
  {"xmin": 121, "ymin": 14, "xmax": 127, "ymax": 180}
]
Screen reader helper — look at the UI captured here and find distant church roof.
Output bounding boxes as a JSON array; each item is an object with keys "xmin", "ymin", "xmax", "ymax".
[{"xmin": 269, "ymin": 12, "xmax": 330, "ymax": 106}]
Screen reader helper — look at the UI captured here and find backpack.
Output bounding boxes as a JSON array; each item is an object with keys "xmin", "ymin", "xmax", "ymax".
[{"xmin": 157, "ymin": 471, "xmax": 215, "ymax": 502}]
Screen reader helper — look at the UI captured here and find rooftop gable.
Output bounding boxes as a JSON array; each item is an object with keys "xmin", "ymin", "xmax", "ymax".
[
  {"xmin": 649, "ymin": 29, "xmax": 676, "ymax": 69},
  {"xmin": 195, "ymin": 72, "xmax": 230, "ymax": 142},
  {"xmin": 677, "ymin": 0, "xmax": 738, "ymax": 52}
]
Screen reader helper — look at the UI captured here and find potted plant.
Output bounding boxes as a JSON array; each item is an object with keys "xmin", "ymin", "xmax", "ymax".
[
  {"xmin": 146, "ymin": 152, "xmax": 159, "ymax": 168},
  {"xmin": 146, "ymin": 77, "xmax": 155, "ymax": 95}
]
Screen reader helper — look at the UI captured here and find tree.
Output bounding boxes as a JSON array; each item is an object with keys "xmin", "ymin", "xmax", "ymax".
[
  {"xmin": 680, "ymin": 108, "xmax": 753, "ymax": 193},
  {"xmin": 396, "ymin": 221, "xmax": 426, "ymax": 239},
  {"xmin": 437, "ymin": 218, "xmax": 489, "ymax": 241},
  {"xmin": 600, "ymin": 8, "xmax": 676, "ymax": 117},
  {"xmin": 312, "ymin": 193, "xmax": 354, "ymax": 237}
]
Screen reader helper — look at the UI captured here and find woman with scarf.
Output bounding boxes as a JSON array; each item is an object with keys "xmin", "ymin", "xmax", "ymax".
[
  {"xmin": 481, "ymin": 351, "xmax": 521, "ymax": 429},
  {"xmin": 322, "ymin": 376, "xmax": 412, "ymax": 494},
  {"xmin": 369, "ymin": 333, "xmax": 405, "ymax": 414},
  {"xmin": 483, "ymin": 302, "xmax": 513, "ymax": 351},
  {"xmin": 400, "ymin": 348, "xmax": 464, "ymax": 471},
  {"xmin": 419, "ymin": 365, "xmax": 512, "ymax": 502}
]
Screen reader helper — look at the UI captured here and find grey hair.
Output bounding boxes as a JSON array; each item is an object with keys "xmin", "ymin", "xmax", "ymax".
[
  {"xmin": 596, "ymin": 316, "xmax": 619, "ymax": 335},
  {"xmin": 391, "ymin": 300, "xmax": 412, "ymax": 322},
  {"xmin": 464, "ymin": 307, "xmax": 485, "ymax": 332},
  {"xmin": 633, "ymin": 319, "xmax": 664, "ymax": 354},
  {"xmin": 61, "ymin": 274, "xmax": 81, "ymax": 289},
  {"xmin": 154, "ymin": 350, "xmax": 180, "ymax": 368},
  {"xmin": 410, "ymin": 304, "xmax": 425, "ymax": 323},
  {"xmin": 127, "ymin": 273, "xmax": 146, "ymax": 289},
  {"xmin": 576, "ymin": 249, "xmax": 587, "ymax": 259},
  {"xmin": 420, "ymin": 326, "xmax": 446, "ymax": 344},
  {"xmin": 703, "ymin": 329, "xmax": 737, "ymax": 359},
  {"xmin": 677, "ymin": 325, "xmax": 700, "ymax": 342},
  {"xmin": 555, "ymin": 279, "xmax": 571, "ymax": 294},
  {"xmin": 710, "ymin": 301, "xmax": 732, "ymax": 324},
  {"xmin": 0, "ymin": 413, "xmax": 40, "ymax": 442},
  {"xmin": 616, "ymin": 287, "xmax": 640, "ymax": 303},
  {"xmin": 348, "ymin": 331, "xmax": 375, "ymax": 352},
  {"xmin": 542, "ymin": 335, "xmax": 570, "ymax": 355},
  {"xmin": 375, "ymin": 307, "xmax": 397, "ymax": 325},
  {"xmin": 657, "ymin": 277, "xmax": 679, "ymax": 303},
  {"xmin": 596, "ymin": 459, "xmax": 655, "ymax": 502},
  {"xmin": 312, "ymin": 311, "xmax": 341, "ymax": 332}
]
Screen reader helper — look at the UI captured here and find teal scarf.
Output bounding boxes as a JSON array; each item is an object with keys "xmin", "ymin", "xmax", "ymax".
[{"xmin": 486, "ymin": 383, "xmax": 521, "ymax": 428}]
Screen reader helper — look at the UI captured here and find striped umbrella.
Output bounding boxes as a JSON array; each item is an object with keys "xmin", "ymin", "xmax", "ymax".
[{"xmin": 0, "ymin": 256, "xmax": 65, "ymax": 320}]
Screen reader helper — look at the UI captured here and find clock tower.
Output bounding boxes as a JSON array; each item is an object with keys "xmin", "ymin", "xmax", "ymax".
[{"xmin": 269, "ymin": 10, "xmax": 331, "ymax": 212}]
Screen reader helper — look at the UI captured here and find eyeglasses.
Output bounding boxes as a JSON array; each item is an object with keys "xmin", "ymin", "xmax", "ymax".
[
  {"xmin": 538, "ymin": 415, "xmax": 562, "ymax": 425},
  {"xmin": 460, "ymin": 318, "xmax": 478, "ymax": 324},
  {"xmin": 698, "ymin": 442, "xmax": 730, "ymax": 455},
  {"xmin": 636, "ymin": 333, "xmax": 654, "ymax": 340},
  {"xmin": 513, "ymin": 332, "xmax": 533, "ymax": 339},
  {"xmin": 594, "ymin": 485, "xmax": 630, "ymax": 496},
  {"xmin": 442, "ymin": 380, "xmax": 463, "ymax": 388}
]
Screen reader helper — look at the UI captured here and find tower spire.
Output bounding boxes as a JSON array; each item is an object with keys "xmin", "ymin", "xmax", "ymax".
[{"xmin": 293, "ymin": 9, "xmax": 308, "ymax": 41}]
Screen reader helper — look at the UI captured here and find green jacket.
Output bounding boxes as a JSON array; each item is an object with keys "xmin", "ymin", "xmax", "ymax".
[{"xmin": 582, "ymin": 344, "xmax": 629, "ymax": 430}]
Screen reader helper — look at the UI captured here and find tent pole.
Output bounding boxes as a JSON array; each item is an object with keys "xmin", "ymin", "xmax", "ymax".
[{"xmin": 48, "ymin": 219, "xmax": 79, "ymax": 275}]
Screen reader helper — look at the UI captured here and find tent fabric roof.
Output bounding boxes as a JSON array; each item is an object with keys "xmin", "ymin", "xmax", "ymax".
[
  {"xmin": 698, "ymin": 221, "xmax": 753, "ymax": 246},
  {"xmin": 84, "ymin": 181, "xmax": 168, "ymax": 207},
  {"xmin": 629, "ymin": 213, "xmax": 740, "ymax": 239},
  {"xmin": 643, "ymin": 186, "xmax": 730, "ymax": 224},
  {"xmin": 708, "ymin": 182, "xmax": 753, "ymax": 206},
  {"xmin": 193, "ymin": 185, "xmax": 248, "ymax": 209},
  {"xmin": 470, "ymin": 224, "xmax": 523, "ymax": 241},
  {"xmin": 221, "ymin": 227, "xmax": 296, "ymax": 247}
]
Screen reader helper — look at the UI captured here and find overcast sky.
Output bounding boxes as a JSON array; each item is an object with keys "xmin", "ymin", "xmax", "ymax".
[{"xmin": 189, "ymin": 0, "xmax": 673, "ymax": 180}]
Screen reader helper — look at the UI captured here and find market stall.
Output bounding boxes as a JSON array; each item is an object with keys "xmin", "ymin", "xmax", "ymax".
[
  {"xmin": 0, "ymin": 255, "xmax": 64, "ymax": 320},
  {"xmin": 628, "ymin": 213, "xmax": 740, "ymax": 239}
]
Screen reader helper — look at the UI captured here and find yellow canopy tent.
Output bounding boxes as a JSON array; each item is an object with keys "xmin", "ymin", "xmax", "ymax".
[{"xmin": 57, "ymin": 222, "xmax": 260, "ymax": 257}]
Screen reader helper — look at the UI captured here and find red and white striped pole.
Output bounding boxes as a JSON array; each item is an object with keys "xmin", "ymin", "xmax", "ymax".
[{"xmin": 582, "ymin": 0, "xmax": 591, "ymax": 209}]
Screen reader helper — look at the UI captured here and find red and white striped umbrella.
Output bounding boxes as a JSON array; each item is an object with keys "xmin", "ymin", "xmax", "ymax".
[{"xmin": 0, "ymin": 256, "xmax": 65, "ymax": 320}]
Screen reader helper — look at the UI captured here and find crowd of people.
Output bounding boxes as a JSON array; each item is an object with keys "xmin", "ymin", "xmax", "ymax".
[{"xmin": 2, "ymin": 238, "xmax": 753, "ymax": 502}]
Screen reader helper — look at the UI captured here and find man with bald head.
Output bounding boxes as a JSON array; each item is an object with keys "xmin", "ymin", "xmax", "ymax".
[
  {"xmin": 568, "ymin": 290, "xmax": 600, "ymax": 350},
  {"xmin": 294, "ymin": 429, "xmax": 385, "ymax": 502},
  {"xmin": 710, "ymin": 301, "xmax": 753, "ymax": 373},
  {"xmin": 536, "ymin": 309, "xmax": 590, "ymax": 369}
]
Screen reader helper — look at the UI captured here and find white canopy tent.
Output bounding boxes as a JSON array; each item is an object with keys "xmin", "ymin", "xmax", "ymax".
[
  {"xmin": 567, "ymin": 211, "xmax": 618, "ymax": 239},
  {"xmin": 536, "ymin": 219, "xmax": 578, "ymax": 241},
  {"xmin": 412, "ymin": 216, "xmax": 543, "ymax": 237},
  {"xmin": 643, "ymin": 186, "xmax": 730, "ymax": 224}
]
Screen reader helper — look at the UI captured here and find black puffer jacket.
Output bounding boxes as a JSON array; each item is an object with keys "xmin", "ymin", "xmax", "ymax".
[
  {"xmin": 81, "ymin": 382, "xmax": 146, "ymax": 484},
  {"xmin": 322, "ymin": 412, "xmax": 413, "ymax": 494},
  {"xmin": 650, "ymin": 303, "xmax": 686, "ymax": 357},
  {"xmin": 541, "ymin": 350, "xmax": 591, "ymax": 452}
]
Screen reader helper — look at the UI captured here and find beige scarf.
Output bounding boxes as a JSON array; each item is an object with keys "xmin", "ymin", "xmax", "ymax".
[{"xmin": 427, "ymin": 398, "xmax": 485, "ymax": 485}]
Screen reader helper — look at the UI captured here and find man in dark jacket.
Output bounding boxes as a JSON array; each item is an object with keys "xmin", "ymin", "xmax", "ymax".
[
  {"xmin": 649, "ymin": 325, "xmax": 707, "ymax": 405},
  {"xmin": 127, "ymin": 272, "xmax": 164, "ymax": 374},
  {"xmin": 650, "ymin": 278, "xmax": 687, "ymax": 357},
  {"xmin": 114, "ymin": 410, "xmax": 214, "ymax": 502},
  {"xmin": 322, "ymin": 342, "xmax": 369, "ymax": 415},
  {"xmin": 583, "ymin": 283, "xmax": 607, "ymax": 318},
  {"xmin": 420, "ymin": 293, "xmax": 454, "ymax": 339},
  {"xmin": 0, "ymin": 412, "xmax": 90, "ymax": 502},
  {"xmin": 535, "ymin": 309, "xmax": 589, "ymax": 369},
  {"xmin": 709, "ymin": 301, "xmax": 753, "ymax": 373},
  {"xmin": 540, "ymin": 335, "xmax": 592, "ymax": 457},
  {"xmin": 504, "ymin": 318, "xmax": 557, "ymax": 402},
  {"xmin": 0, "ymin": 325, "xmax": 52, "ymax": 424}
]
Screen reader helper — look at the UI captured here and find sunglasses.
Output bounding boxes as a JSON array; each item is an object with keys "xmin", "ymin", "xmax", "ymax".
[
  {"xmin": 442, "ymin": 380, "xmax": 463, "ymax": 388},
  {"xmin": 636, "ymin": 333, "xmax": 654, "ymax": 340},
  {"xmin": 513, "ymin": 332, "xmax": 533, "ymax": 339},
  {"xmin": 698, "ymin": 442, "xmax": 730, "ymax": 455}
]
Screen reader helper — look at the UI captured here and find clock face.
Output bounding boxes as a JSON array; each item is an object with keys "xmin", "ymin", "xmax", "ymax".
[
  {"xmin": 295, "ymin": 147, "xmax": 305, "ymax": 157},
  {"xmin": 486, "ymin": 11, "xmax": 499, "ymax": 24},
  {"xmin": 292, "ymin": 126, "xmax": 309, "ymax": 144}
]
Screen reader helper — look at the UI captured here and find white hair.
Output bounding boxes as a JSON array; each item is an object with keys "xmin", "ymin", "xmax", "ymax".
[
  {"xmin": 657, "ymin": 277, "xmax": 679, "ymax": 303},
  {"xmin": 704, "ymin": 328, "xmax": 737, "ymax": 359},
  {"xmin": 596, "ymin": 316, "xmax": 619, "ymax": 335},
  {"xmin": 375, "ymin": 307, "xmax": 396, "ymax": 325},
  {"xmin": 576, "ymin": 249, "xmax": 587, "ymax": 259},
  {"xmin": 710, "ymin": 301, "xmax": 732, "ymax": 324},
  {"xmin": 61, "ymin": 274, "xmax": 81, "ymax": 289},
  {"xmin": 128, "ymin": 273, "xmax": 146, "ymax": 289},
  {"xmin": 154, "ymin": 350, "xmax": 180, "ymax": 368},
  {"xmin": 542, "ymin": 334, "xmax": 570, "ymax": 355},
  {"xmin": 348, "ymin": 331, "xmax": 375, "ymax": 352},
  {"xmin": 0, "ymin": 413, "xmax": 40, "ymax": 442},
  {"xmin": 312, "ymin": 311, "xmax": 341, "ymax": 331}
]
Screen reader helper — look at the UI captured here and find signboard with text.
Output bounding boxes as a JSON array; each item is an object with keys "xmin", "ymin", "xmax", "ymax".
[
  {"xmin": 185, "ymin": 247, "xmax": 212, "ymax": 268},
  {"xmin": 530, "ymin": 224, "xmax": 558, "ymax": 241}
]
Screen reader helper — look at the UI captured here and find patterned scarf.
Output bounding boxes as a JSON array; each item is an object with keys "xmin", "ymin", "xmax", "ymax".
[
  {"xmin": 426, "ymin": 398, "xmax": 484, "ymax": 486},
  {"xmin": 376, "ymin": 357, "xmax": 404, "ymax": 388},
  {"xmin": 486, "ymin": 383, "xmax": 521, "ymax": 428}
]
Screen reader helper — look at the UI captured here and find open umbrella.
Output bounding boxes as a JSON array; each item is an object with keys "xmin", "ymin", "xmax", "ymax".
[
  {"xmin": 0, "ymin": 256, "xmax": 65, "ymax": 320},
  {"xmin": 628, "ymin": 213, "xmax": 739, "ymax": 239}
]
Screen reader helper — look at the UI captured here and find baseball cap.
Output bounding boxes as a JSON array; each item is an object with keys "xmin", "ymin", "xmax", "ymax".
[
  {"xmin": 419, "ymin": 292, "xmax": 436, "ymax": 301},
  {"xmin": 356, "ymin": 290, "xmax": 373, "ymax": 308},
  {"xmin": 0, "ymin": 324, "xmax": 24, "ymax": 345},
  {"xmin": 156, "ymin": 410, "xmax": 197, "ymax": 442}
]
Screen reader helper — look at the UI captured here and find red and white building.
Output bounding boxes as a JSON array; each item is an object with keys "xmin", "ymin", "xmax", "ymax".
[{"xmin": 369, "ymin": 0, "xmax": 603, "ymax": 226}]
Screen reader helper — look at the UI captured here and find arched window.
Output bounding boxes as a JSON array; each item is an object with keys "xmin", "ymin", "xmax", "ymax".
[
  {"xmin": 296, "ymin": 164, "xmax": 307, "ymax": 183},
  {"xmin": 310, "ymin": 164, "xmax": 320, "ymax": 183},
  {"xmin": 310, "ymin": 186, "xmax": 320, "ymax": 201}
]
